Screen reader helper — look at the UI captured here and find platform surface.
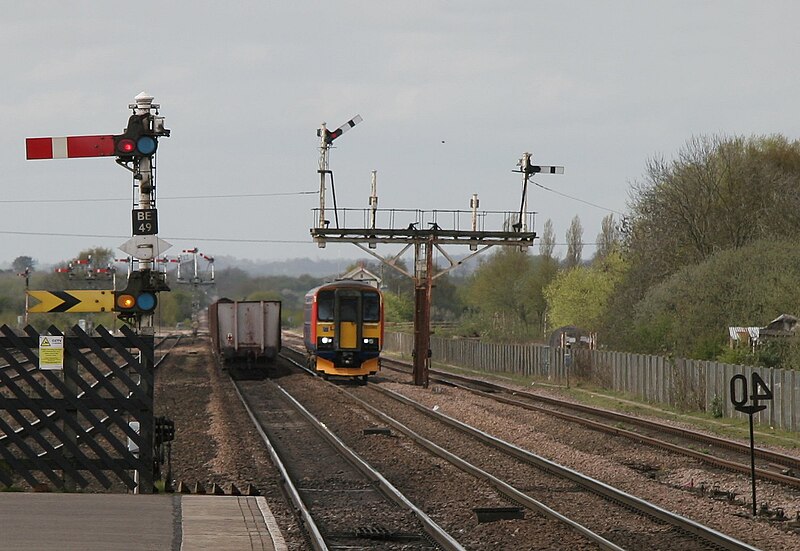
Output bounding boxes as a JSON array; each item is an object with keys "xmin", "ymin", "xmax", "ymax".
[{"xmin": 0, "ymin": 493, "xmax": 287, "ymax": 551}]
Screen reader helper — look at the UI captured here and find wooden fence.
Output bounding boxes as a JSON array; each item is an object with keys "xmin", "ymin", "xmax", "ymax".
[{"xmin": 384, "ymin": 332, "xmax": 800, "ymax": 432}]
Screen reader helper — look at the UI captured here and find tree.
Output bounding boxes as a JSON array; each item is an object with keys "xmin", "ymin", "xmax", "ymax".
[
  {"xmin": 627, "ymin": 134, "xmax": 800, "ymax": 289},
  {"xmin": 431, "ymin": 271, "xmax": 465, "ymax": 322},
  {"xmin": 564, "ymin": 215, "xmax": 583, "ymax": 269},
  {"xmin": 604, "ymin": 134, "xmax": 800, "ymax": 350},
  {"xmin": 545, "ymin": 250, "xmax": 625, "ymax": 331},
  {"xmin": 461, "ymin": 247, "xmax": 555, "ymax": 341},
  {"xmin": 158, "ymin": 288, "xmax": 194, "ymax": 326},
  {"xmin": 12, "ymin": 256, "xmax": 35, "ymax": 274},
  {"xmin": 384, "ymin": 291, "xmax": 414, "ymax": 323},
  {"xmin": 539, "ymin": 219, "xmax": 556, "ymax": 259},
  {"xmin": 629, "ymin": 238, "xmax": 800, "ymax": 360},
  {"xmin": 594, "ymin": 214, "xmax": 620, "ymax": 263},
  {"xmin": 524, "ymin": 254, "xmax": 560, "ymax": 336}
]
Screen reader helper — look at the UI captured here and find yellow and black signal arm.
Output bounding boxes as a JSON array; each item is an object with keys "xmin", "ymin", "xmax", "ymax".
[{"xmin": 27, "ymin": 290, "xmax": 114, "ymax": 313}]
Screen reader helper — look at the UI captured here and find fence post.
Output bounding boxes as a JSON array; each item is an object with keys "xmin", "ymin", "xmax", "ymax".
[{"xmin": 62, "ymin": 352, "xmax": 78, "ymax": 492}]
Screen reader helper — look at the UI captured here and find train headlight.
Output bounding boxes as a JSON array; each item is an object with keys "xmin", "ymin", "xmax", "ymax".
[
  {"xmin": 317, "ymin": 336, "xmax": 334, "ymax": 350},
  {"xmin": 362, "ymin": 337, "xmax": 379, "ymax": 351}
]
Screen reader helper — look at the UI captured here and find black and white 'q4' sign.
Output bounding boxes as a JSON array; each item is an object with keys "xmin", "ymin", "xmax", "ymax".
[{"xmin": 730, "ymin": 372, "xmax": 773, "ymax": 415}]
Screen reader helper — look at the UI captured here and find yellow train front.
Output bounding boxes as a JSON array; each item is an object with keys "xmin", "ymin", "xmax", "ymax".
[{"xmin": 303, "ymin": 280, "xmax": 383, "ymax": 381}]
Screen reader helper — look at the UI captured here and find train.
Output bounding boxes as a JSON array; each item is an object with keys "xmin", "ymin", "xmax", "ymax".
[
  {"xmin": 303, "ymin": 280, "xmax": 383, "ymax": 381},
  {"xmin": 209, "ymin": 299, "xmax": 282, "ymax": 365}
]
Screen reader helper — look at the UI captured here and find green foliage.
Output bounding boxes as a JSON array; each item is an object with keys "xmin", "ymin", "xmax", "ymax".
[
  {"xmin": 594, "ymin": 214, "xmax": 622, "ymax": 263},
  {"xmin": 626, "ymin": 238, "xmax": 800, "ymax": 359},
  {"xmin": 544, "ymin": 251, "xmax": 625, "ymax": 331},
  {"xmin": 461, "ymin": 248, "xmax": 558, "ymax": 341},
  {"xmin": 157, "ymin": 289, "xmax": 194, "ymax": 326},
  {"xmin": 564, "ymin": 215, "xmax": 584, "ymax": 269},
  {"xmin": 607, "ymin": 134, "xmax": 800, "ymax": 353},
  {"xmin": 431, "ymin": 272, "xmax": 466, "ymax": 321},
  {"xmin": 710, "ymin": 394, "xmax": 724, "ymax": 418},
  {"xmin": 384, "ymin": 291, "xmax": 414, "ymax": 323}
]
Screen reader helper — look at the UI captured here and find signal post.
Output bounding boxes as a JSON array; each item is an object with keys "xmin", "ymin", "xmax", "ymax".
[
  {"xmin": 22, "ymin": 92, "xmax": 173, "ymax": 493},
  {"xmin": 26, "ymin": 92, "xmax": 172, "ymax": 329}
]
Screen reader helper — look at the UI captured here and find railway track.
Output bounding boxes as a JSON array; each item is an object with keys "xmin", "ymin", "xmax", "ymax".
[
  {"xmin": 274, "ymin": 344, "xmax": 763, "ymax": 550},
  {"xmin": 229, "ymin": 371, "xmax": 465, "ymax": 550},
  {"xmin": 380, "ymin": 357, "xmax": 800, "ymax": 490}
]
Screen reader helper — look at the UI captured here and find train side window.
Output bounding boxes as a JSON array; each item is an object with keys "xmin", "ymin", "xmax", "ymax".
[
  {"xmin": 363, "ymin": 293, "xmax": 380, "ymax": 322},
  {"xmin": 339, "ymin": 297, "xmax": 358, "ymax": 322},
  {"xmin": 317, "ymin": 291, "xmax": 334, "ymax": 321}
]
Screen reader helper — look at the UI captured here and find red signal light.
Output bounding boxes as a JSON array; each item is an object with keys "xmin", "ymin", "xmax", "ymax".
[{"xmin": 117, "ymin": 138, "xmax": 136, "ymax": 154}]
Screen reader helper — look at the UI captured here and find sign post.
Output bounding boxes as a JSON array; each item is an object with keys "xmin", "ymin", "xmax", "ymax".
[{"xmin": 730, "ymin": 372, "xmax": 773, "ymax": 517}]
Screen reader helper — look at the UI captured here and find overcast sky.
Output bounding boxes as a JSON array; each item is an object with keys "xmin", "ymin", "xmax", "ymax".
[{"xmin": 3, "ymin": 2, "xmax": 799, "ymax": 269}]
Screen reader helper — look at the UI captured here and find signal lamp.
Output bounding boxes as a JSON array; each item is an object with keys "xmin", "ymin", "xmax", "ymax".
[
  {"xmin": 113, "ymin": 114, "xmax": 158, "ymax": 159},
  {"xmin": 136, "ymin": 136, "xmax": 157, "ymax": 156},
  {"xmin": 113, "ymin": 273, "xmax": 158, "ymax": 318},
  {"xmin": 114, "ymin": 291, "xmax": 157, "ymax": 313},
  {"xmin": 116, "ymin": 138, "xmax": 136, "ymax": 155},
  {"xmin": 136, "ymin": 292, "xmax": 157, "ymax": 312},
  {"xmin": 116, "ymin": 294, "xmax": 136, "ymax": 310}
]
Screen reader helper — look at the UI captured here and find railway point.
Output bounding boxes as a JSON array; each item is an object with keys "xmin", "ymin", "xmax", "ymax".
[{"xmin": 0, "ymin": 492, "xmax": 287, "ymax": 551}]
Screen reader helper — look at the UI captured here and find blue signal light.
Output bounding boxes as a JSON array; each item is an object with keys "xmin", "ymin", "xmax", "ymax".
[
  {"xmin": 137, "ymin": 292, "xmax": 157, "ymax": 312},
  {"xmin": 136, "ymin": 136, "xmax": 157, "ymax": 156}
]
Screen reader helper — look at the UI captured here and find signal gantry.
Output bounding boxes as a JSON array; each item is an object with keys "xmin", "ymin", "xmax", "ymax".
[{"xmin": 310, "ymin": 116, "xmax": 564, "ymax": 386}]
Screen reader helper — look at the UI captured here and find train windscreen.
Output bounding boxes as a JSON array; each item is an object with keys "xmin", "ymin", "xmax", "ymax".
[
  {"xmin": 339, "ymin": 297, "xmax": 358, "ymax": 322},
  {"xmin": 317, "ymin": 291, "xmax": 334, "ymax": 321},
  {"xmin": 363, "ymin": 293, "xmax": 380, "ymax": 322}
]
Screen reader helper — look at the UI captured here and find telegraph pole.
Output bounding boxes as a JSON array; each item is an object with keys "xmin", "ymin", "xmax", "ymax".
[{"xmin": 310, "ymin": 118, "xmax": 563, "ymax": 386}]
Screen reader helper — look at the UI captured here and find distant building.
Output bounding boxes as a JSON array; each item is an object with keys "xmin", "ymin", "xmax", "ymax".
[
  {"xmin": 759, "ymin": 314, "xmax": 798, "ymax": 339},
  {"xmin": 728, "ymin": 326, "xmax": 760, "ymax": 350},
  {"xmin": 728, "ymin": 313, "xmax": 798, "ymax": 349},
  {"xmin": 339, "ymin": 265, "xmax": 381, "ymax": 288}
]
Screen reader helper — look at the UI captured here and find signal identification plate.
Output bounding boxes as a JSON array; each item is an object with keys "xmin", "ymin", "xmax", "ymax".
[{"xmin": 132, "ymin": 209, "xmax": 158, "ymax": 235}]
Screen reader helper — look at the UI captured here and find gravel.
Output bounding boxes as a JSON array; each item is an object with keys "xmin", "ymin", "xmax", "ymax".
[{"xmin": 155, "ymin": 337, "xmax": 800, "ymax": 550}]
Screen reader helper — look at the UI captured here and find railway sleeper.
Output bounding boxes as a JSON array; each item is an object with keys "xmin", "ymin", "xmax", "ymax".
[{"xmin": 344, "ymin": 525, "xmax": 425, "ymax": 542}]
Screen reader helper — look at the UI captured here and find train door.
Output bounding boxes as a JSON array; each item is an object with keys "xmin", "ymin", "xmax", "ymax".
[{"xmin": 336, "ymin": 290, "xmax": 361, "ymax": 350}]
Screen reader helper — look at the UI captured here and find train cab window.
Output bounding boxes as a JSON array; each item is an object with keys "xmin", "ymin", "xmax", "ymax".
[
  {"xmin": 317, "ymin": 291, "xmax": 334, "ymax": 321},
  {"xmin": 339, "ymin": 297, "xmax": 358, "ymax": 322},
  {"xmin": 363, "ymin": 293, "xmax": 380, "ymax": 322}
]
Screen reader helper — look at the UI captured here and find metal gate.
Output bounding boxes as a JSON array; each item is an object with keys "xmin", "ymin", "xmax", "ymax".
[{"xmin": 0, "ymin": 324, "xmax": 155, "ymax": 493}]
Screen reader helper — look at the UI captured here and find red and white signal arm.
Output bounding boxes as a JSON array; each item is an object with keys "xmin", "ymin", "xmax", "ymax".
[{"xmin": 26, "ymin": 135, "xmax": 116, "ymax": 160}]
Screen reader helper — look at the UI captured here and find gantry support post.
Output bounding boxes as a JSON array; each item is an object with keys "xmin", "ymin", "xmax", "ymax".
[{"xmin": 412, "ymin": 236, "xmax": 434, "ymax": 387}]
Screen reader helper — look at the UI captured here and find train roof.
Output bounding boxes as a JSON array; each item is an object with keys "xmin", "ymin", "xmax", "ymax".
[{"xmin": 305, "ymin": 279, "xmax": 382, "ymax": 298}]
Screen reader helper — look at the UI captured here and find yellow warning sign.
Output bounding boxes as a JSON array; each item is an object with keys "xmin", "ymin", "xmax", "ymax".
[{"xmin": 39, "ymin": 335, "xmax": 64, "ymax": 370}]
